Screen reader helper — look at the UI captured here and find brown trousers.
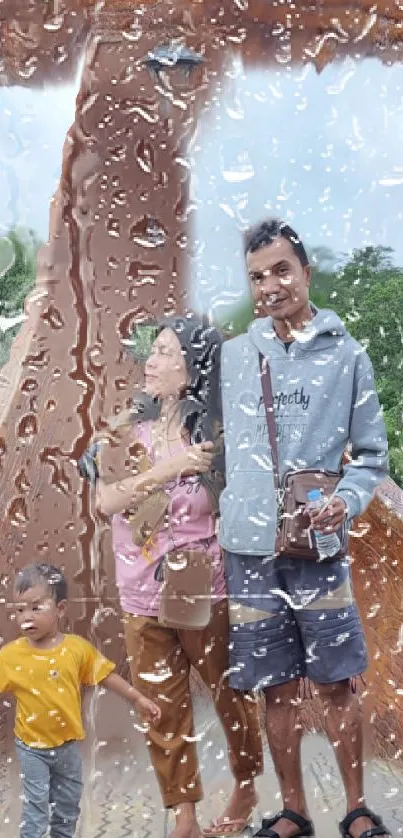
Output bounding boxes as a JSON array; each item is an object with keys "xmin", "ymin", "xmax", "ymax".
[{"xmin": 123, "ymin": 601, "xmax": 263, "ymax": 807}]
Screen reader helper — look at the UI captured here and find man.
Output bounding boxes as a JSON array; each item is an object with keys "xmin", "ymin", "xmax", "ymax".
[{"xmin": 218, "ymin": 218, "xmax": 390, "ymax": 838}]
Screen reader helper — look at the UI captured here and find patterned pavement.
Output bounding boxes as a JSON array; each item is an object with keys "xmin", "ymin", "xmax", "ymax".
[{"xmin": 2, "ymin": 690, "xmax": 403, "ymax": 837}]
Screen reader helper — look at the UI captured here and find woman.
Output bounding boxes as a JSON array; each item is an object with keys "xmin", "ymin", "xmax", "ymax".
[{"xmin": 91, "ymin": 315, "xmax": 263, "ymax": 838}]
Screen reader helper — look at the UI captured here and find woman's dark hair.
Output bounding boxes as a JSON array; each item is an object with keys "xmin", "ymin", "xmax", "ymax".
[
  {"xmin": 78, "ymin": 314, "xmax": 225, "ymax": 504},
  {"xmin": 129, "ymin": 314, "xmax": 225, "ymax": 495},
  {"xmin": 14, "ymin": 563, "xmax": 68, "ymax": 604},
  {"xmin": 131, "ymin": 314, "xmax": 223, "ymax": 444},
  {"xmin": 244, "ymin": 217, "xmax": 309, "ymax": 268}
]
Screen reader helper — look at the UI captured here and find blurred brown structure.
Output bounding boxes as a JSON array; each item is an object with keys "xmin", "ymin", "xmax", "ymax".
[{"xmin": 0, "ymin": 0, "xmax": 403, "ymax": 759}]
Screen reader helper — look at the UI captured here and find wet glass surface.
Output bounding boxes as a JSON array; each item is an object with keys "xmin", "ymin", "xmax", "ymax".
[{"xmin": 1, "ymin": 4, "xmax": 403, "ymax": 836}]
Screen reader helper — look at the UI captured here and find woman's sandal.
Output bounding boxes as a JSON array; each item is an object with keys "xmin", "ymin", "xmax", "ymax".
[
  {"xmin": 339, "ymin": 806, "xmax": 391, "ymax": 838},
  {"xmin": 253, "ymin": 809, "xmax": 315, "ymax": 837},
  {"xmin": 201, "ymin": 813, "xmax": 254, "ymax": 837}
]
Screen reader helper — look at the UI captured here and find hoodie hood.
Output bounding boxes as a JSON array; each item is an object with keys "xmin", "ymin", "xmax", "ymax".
[{"xmin": 248, "ymin": 306, "xmax": 347, "ymax": 355}]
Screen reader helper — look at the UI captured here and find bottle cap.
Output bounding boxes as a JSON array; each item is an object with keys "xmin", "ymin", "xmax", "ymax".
[{"xmin": 307, "ymin": 489, "xmax": 322, "ymax": 502}]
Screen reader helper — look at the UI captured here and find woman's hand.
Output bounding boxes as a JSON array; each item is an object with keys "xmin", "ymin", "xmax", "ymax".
[
  {"xmin": 171, "ymin": 441, "xmax": 214, "ymax": 477},
  {"xmin": 96, "ymin": 441, "xmax": 215, "ymax": 516}
]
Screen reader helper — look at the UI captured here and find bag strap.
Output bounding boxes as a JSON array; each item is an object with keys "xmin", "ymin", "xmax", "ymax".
[
  {"xmin": 258, "ymin": 352, "xmax": 280, "ymax": 491},
  {"xmin": 136, "ymin": 444, "xmax": 153, "ymax": 475}
]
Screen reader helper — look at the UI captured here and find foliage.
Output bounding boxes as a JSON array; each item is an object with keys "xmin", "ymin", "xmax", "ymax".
[
  {"xmin": 0, "ymin": 228, "xmax": 40, "ymax": 367},
  {"xmin": 220, "ymin": 244, "xmax": 403, "ymax": 487}
]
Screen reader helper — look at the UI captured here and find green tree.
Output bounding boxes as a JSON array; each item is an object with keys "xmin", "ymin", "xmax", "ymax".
[
  {"xmin": 0, "ymin": 228, "xmax": 40, "ymax": 366},
  {"xmin": 311, "ymin": 246, "xmax": 403, "ymax": 485}
]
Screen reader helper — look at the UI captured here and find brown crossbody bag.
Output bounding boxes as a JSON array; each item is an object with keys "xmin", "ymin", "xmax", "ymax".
[{"xmin": 259, "ymin": 352, "xmax": 347, "ymax": 560}]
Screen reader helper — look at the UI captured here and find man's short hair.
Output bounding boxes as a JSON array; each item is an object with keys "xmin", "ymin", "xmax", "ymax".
[
  {"xmin": 14, "ymin": 563, "xmax": 68, "ymax": 604},
  {"xmin": 244, "ymin": 217, "xmax": 309, "ymax": 268}
]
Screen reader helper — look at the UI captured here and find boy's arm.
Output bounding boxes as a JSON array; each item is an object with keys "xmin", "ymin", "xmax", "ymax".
[{"xmin": 99, "ymin": 672, "xmax": 160, "ymax": 724}]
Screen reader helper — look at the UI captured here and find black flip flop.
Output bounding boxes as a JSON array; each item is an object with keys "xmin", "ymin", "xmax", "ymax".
[
  {"xmin": 254, "ymin": 809, "xmax": 315, "ymax": 837},
  {"xmin": 339, "ymin": 807, "xmax": 391, "ymax": 838}
]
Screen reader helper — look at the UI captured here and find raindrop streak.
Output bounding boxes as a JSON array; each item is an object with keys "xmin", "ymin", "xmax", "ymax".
[
  {"xmin": 135, "ymin": 140, "xmax": 154, "ymax": 173},
  {"xmin": 43, "ymin": 13, "xmax": 66, "ymax": 32},
  {"xmin": 8, "ymin": 497, "xmax": 28, "ymax": 527},
  {"xmin": 138, "ymin": 671, "xmax": 172, "ymax": 683},
  {"xmin": 17, "ymin": 414, "xmax": 38, "ymax": 441},
  {"xmin": 129, "ymin": 217, "xmax": 167, "ymax": 248},
  {"xmin": 41, "ymin": 305, "xmax": 65, "ymax": 330}
]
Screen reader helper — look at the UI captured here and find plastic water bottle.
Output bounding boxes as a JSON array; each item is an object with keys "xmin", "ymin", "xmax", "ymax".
[{"xmin": 307, "ymin": 489, "xmax": 340, "ymax": 559}]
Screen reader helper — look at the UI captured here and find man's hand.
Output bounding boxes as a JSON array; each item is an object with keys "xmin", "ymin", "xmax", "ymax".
[{"xmin": 308, "ymin": 496, "xmax": 347, "ymax": 533}]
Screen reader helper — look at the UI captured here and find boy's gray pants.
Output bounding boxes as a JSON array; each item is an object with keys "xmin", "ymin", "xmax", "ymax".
[{"xmin": 15, "ymin": 738, "xmax": 83, "ymax": 838}]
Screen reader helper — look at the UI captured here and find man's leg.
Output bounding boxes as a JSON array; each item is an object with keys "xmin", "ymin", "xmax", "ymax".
[
  {"xmin": 15, "ymin": 740, "xmax": 51, "ymax": 838},
  {"xmin": 294, "ymin": 557, "xmax": 389, "ymax": 837},
  {"xmin": 315, "ymin": 679, "xmax": 363, "ymax": 811},
  {"xmin": 316, "ymin": 680, "xmax": 389, "ymax": 838},
  {"xmin": 224, "ymin": 551, "xmax": 311, "ymax": 838},
  {"xmin": 263, "ymin": 680, "xmax": 311, "ymax": 838},
  {"xmin": 49, "ymin": 741, "xmax": 83, "ymax": 838},
  {"xmin": 179, "ymin": 600, "xmax": 263, "ymax": 834}
]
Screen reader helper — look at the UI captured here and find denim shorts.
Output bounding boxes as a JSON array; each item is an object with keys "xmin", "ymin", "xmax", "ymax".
[{"xmin": 225, "ymin": 551, "xmax": 368, "ymax": 690}]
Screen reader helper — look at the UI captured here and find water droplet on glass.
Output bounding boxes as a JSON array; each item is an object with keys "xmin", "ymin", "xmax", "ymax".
[
  {"xmin": 135, "ymin": 140, "xmax": 154, "ymax": 174},
  {"xmin": 129, "ymin": 217, "xmax": 167, "ymax": 248},
  {"xmin": 19, "ymin": 56, "xmax": 38, "ymax": 80},
  {"xmin": 17, "ymin": 414, "xmax": 38, "ymax": 441},
  {"xmin": 43, "ymin": 14, "xmax": 65, "ymax": 32},
  {"xmin": 54, "ymin": 44, "xmax": 68, "ymax": 65},
  {"xmin": 109, "ymin": 145, "xmax": 126, "ymax": 163},
  {"xmin": 111, "ymin": 190, "xmax": 127, "ymax": 207},
  {"xmin": 220, "ymin": 149, "xmax": 254, "ymax": 183},
  {"xmin": 8, "ymin": 497, "xmax": 28, "ymax": 527},
  {"xmin": 15, "ymin": 469, "xmax": 30, "ymax": 493},
  {"xmin": 24, "ymin": 350, "xmax": 50, "ymax": 371},
  {"xmin": 107, "ymin": 218, "xmax": 120, "ymax": 238},
  {"xmin": 41, "ymin": 305, "xmax": 65, "ymax": 330}
]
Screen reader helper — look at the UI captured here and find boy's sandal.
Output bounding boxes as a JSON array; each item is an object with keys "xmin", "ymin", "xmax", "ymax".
[
  {"xmin": 253, "ymin": 809, "xmax": 315, "ymax": 837},
  {"xmin": 339, "ymin": 807, "xmax": 391, "ymax": 838}
]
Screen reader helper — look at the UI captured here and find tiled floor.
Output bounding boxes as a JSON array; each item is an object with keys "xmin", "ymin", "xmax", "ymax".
[{"xmin": 2, "ymin": 692, "xmax": 403, "ymax": 837}]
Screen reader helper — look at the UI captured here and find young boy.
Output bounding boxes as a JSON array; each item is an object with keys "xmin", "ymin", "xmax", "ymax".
[{"xmin": 0, "ymin": 562, "xmax": 161, "ymax": 838}]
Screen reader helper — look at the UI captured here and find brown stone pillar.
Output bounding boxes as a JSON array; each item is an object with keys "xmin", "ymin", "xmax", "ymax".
[{"xmin": 0, "ymin": 9, "xmax": 223, "ymax": 659}]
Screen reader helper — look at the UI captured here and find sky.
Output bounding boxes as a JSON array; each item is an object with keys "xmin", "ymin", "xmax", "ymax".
[{"xmin": 2, "ymin": 54, "xmax": 403, "ymax": 313}]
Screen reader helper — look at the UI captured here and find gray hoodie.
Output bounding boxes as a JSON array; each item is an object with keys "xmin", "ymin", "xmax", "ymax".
[{"xmin": 218, "ymin": 307, "xmax": 388, "ymax": 556}]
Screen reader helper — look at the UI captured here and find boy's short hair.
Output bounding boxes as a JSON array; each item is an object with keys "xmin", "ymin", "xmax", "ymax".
[
  {"xmin": 244, "ymin": 217, "xmax": 309, "ymax": 268},
  {"xmin": 14, "ymin": 563, "xmax": 68, "ymax": 604}
]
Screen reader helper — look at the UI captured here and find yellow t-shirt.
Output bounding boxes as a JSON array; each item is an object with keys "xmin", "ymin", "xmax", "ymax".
[{"xmin": 0, "ymin": 634, "xmax": 115, "ymax": 748}]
